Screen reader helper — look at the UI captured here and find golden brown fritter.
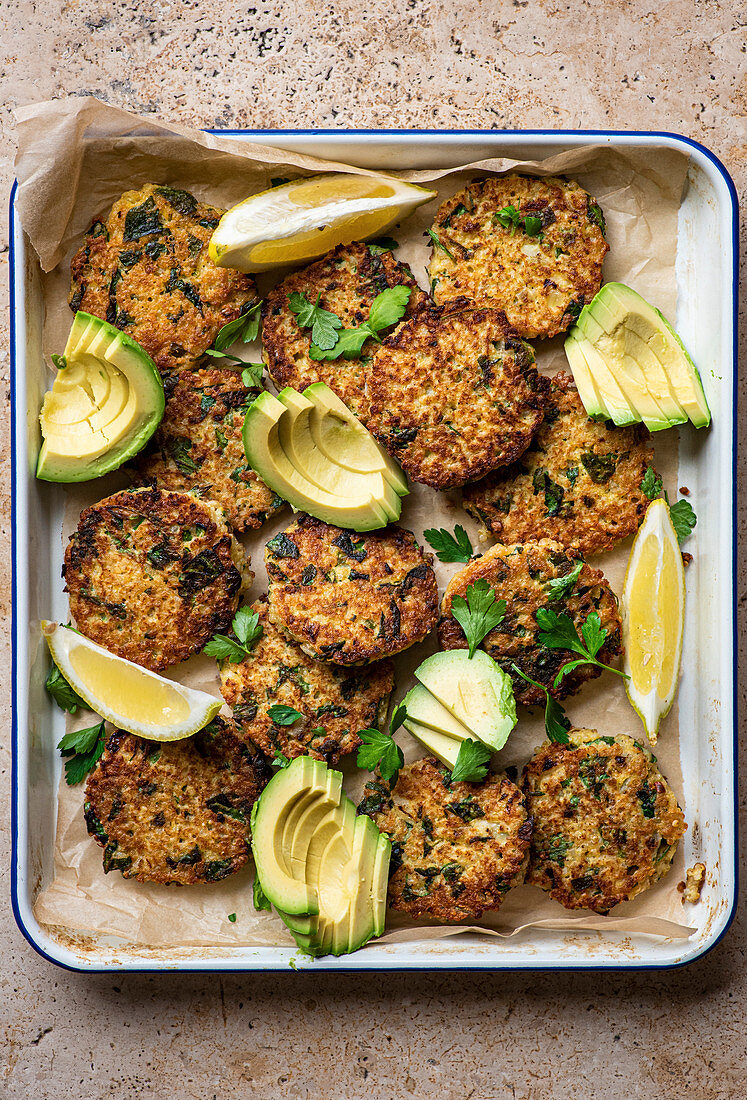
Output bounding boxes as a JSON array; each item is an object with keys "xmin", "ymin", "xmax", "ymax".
[
  {"xmin": 220, "ymin": 596, "xmax": 394, "ymax": 764},
  {"xmin": 359, "ymin": 757, "xmax": 531, "ymax": 922},
  {"xmin": 265, "ymin": 514, "xmax": 438, "ymax": 666},
  {"xmin": 438, "ymin": 540, "xmax": 622, "ymax": 706},
  {"xmin": 84, "ymin": 717, "xmax": 271, "ymax": 885},
  {"xmin": 428, "ymin": 174, "xmax": 609, "ymax": 339},
  {"xmin": 134, "ymin": 365, "xmax": 285, "ymax": 532},
  {"xmin": 521, "ymin": 728, "xmax": 686, "ymax": 914},
  {"xmin": 366, "ymin": 303, "xmax": 549, "ymax": 490},
  {"xmin": 69, "ymin": 184, "xmax": 257, "ymax": 375},
  {"xmin": 261, "ymin": 241, "xmax": 429, "ymax": 421},
  {"xmin": 463, "ymin": 372, "xmax": 655, "ymax": 554},
  {"xmin": 63, "ymin": 487, "xmax": 250, "ymax": 672}
]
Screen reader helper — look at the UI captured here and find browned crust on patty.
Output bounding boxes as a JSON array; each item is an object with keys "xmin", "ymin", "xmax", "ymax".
[
  {"xmin": 438, "ymin": 539, "xmax": 622, "ymax": 706},
  {"xmin": 84, "ymin": 717, "xmax": 271, "ymax": 885},
  {"xmin": 463, "ymin": 372, "xmax": 655, "ymax": 554},
  {"xmin": 265, "ymin": 514, "xmax": 439, "ymax": 666},
  {"xmin": 521, "ymin": 728, "xmax": 686, "ymax": 913},
  {"xmin": 134, "ymin": 365, "xmax": 285, "ymax": 532},
  {"xmin": 261, "ymin": 241, "xmax": 429, "ymax": 421},
  {"xmin": 428, "ymin": 174, "xmax": 608, "ymax": 339},
  {"xmin": 63, "ymin": 487, "xmax": 250, "ymax": 672},
  {"xmin": 359, "ymin": 757, "xmax": 531, "ymax": 922},
  {"xmin": 366, "ymin": 303, "xmax": 549, "ymax": 489},
  {"xmin": 220, "ymin": 596, "xmax": 394, "ymax": 764},
  {"xmin": 69, "ymin": 184, "xmax": 257, "ymax": 375}
]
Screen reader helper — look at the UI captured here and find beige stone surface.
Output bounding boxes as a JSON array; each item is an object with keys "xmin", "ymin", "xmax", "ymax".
[{"xmin": 0, "ymin": 2, "xmax": 745, "ymax": 1097}]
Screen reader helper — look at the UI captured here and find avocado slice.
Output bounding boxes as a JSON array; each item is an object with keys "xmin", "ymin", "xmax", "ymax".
[
  {"xmin": 36, "ymin": 312, "xmax": 165, "ymax": 482},
  {"xmin": 243, "ymin": 391, "xmax": 398, "ymax": 531},
  {"xmin": 371, "ymin": 834, "xmax": 391, "ymax": 938},
  {"xmin": 251, "ymin": 756, "xmax": 389, "ymax": 956},
  {"xmin": 599, "ymin": 283, "xmax": 711, "ymax": 428},
  {"xmin": 275, "ymin": 387, "xmax": 401, "ymax": 520},
  {"xmin": 414, "ymin": 650, "xmax": 517, "ymax": 753},
  {"xmin": 250, "ymin": 756, "xmax": 322, "ymax": 916},
  {"xmin": 403, "ymin": 714, "xmax": 462, "ymax": 769},
  {"xmin": 403, "ymin": 684, "xmax": 472, "ymax": 741},
  {"xmin": 573, "ymin": 287, "xmax": 692, "ymax": 431},
  {"xmin": 565, "ymin": 332, "xmax": 639, "ymax": 426},
  {"xmin": 303, "ymin": 382, "xmax": 408, "ymax": 497}
]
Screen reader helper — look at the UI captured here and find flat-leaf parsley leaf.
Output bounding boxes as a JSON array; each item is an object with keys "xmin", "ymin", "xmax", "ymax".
[
  {"xmin": 204, "ymin": 605, "xmax": 263, "ymax": 663},
  {"xmin": 45, "ymin": 664, "xmax": 89, "ymax": 714},
  {"xmin": 58, "ymin": 719, "xmax": 107, "ymax": 785},
  {"xmin": 288, "ymin": 291, "xmax": 342, "ymax": 350},
  {"xmin": 511, "ymin": 664, "xmax": 571, "ymax": 744},
  {"xmin": 356, "ymin": 702, "xmax": 407, "ymax": 784},
  {"xmin": 450, "ymin": 739, "xmax": 492, "ymax": 783},
  {"xmin": 451, "ymin": 579, "xmax": 506, "ymax": 658},
  {"xmin": 423, "ymin": 524, "xmax": 474, "ymax": 563}
]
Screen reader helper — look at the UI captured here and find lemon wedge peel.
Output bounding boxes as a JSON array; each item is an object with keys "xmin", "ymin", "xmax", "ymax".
[
  {"xmin": 209, "ymin": 173, "xmax": 437, "ymax": 273},
  {"xmin": 620, "ymin": 499, "xmax": 685, "ymax": 742},
  {"xmin": 42, "ymin": 621, "xmax": 222, "ymax": 742}
]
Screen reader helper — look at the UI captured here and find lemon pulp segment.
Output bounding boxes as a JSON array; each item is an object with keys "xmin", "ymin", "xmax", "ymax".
[{"xmin": 69, "ymin": 645, "xmax": 191, "ymax": 726}]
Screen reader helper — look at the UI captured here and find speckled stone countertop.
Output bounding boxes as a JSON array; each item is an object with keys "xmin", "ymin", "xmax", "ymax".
[{"xmin": 1, "ymin": 3, "xmax": 745, "ymax": 1097}]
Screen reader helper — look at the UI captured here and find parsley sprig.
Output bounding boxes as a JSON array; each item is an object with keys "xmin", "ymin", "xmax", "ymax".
[
  {"xmin": 290, "ymin": 285, "xmax": 412, "ymax": 361},
  {"xmin": 450, "ymin": 739, "xmax": 492, "ymax": 783},
  {"xmin": 356, "ymin": 703, "xmax": 406, "ymax": 784},
  {"xmin": 45, "ymin": 665, "xmax": 89, "ymax": 714},
  {"xmin": 493, "ymin": 205, "xmax": 544, "ymax": 239},
  {"xmin": 511, "ymin": 664, "xmax": 571, "ymax": 745},
  {"xmin": 423, "ymin": 524, "xmax": 474, "ymax": 563},
  {"xmin": 639, "ymin": 466, "xmax": 697, "ymax": 545},
  {"xmin": 206, "ymin": 301, "xmax": 263, "ymax": 375},
  {"xmin": 57, "ymin": 720, "xmax": 107, "ymax": 785},
  {"xmin": 537, "ymin": 609, "xmax": 627, "ymax": 688},
  {"xmin": 203, "ymin": 606, "xmax": 263, "ymax": 663},
  {"xmin": 451, "ymin": 579, "xmax": 506, "ymax": 659}
]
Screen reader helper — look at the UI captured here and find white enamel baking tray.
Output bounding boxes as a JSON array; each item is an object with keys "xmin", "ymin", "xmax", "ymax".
[{"xmin": 10, "ymin": 130, "xmax": 739, "ymax": 972}]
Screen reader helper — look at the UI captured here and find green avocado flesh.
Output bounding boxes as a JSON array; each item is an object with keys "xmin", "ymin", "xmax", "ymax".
[
  {"xmin": 567, "ymin": 283, "xmax": 710, "ymax": 430},
  {"xmin": 403, "ymin": 715, "xmax": 462, "ymax": 769},
  {"xmin": 250, "ymin": 756, "xmax": 391, "ymax": 957},
  {"xmin": 36, "ymin": 312, "xmax": 165, "ymax": 482},
  {"xmin": 414, "ymin": 650, "xmax": 517, "ymax": 753},
  {"xmin": 243, "ymin": 385, "xmax": 406, "ymax": 531}
]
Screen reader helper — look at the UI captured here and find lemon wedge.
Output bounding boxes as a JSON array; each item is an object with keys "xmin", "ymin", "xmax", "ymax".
[
  {"xmin": 42, "ymin": 621, "xmax": 222, "ymax": 741},
  {"xmin": 620, "ymin": 499, "xmax": 685, "ymax": 741},
  {"xmin": 209, "ymin": 173, "xmax": 437, "ymax": 272}
]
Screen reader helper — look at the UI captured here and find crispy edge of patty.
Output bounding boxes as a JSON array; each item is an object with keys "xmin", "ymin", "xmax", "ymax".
[
  {"xmin": 366, "ymin": 302, "xmax": 549, "ymax": 489},
  {"xmin": 463, "ymin": 371, "xmax": 655, "ymax": 554},
  {"xmin": 265, "ymin": 514, "xmax": 439, "ymax": 666},
  {"xmin": 83, "ymin": 717, "xmax": 272, "ymax": 885},
  {"xmin": 359, "ymin": 757, "xmax": 532, "ymax": 922},
  {"xmin": 63, "ymin": 487, "xmax": 250, "ymax": 672},
  {"xmin": 134, "ymin": 365, "xmax": 285, "ymax": 532},
  {"xmin": 261, "ymin": 240, "xmax": 430, "ymax": 421},
  {"xmin": 220, "ymin": 595, "xmax": 394, "ymax": 764},
  {"xmin": 521, "ymin": 727, "xmax": 686, "ymax": 914},
  {"xmin": 438, "ymin": 539, "xmax": 622, "ymax": 706},
  {"xmin": 69, "ymin": 183, "xmax": 257, "ymax": 374},
  {"xmin": 427, "ymin": 173, "xmax": 609, "ymax": 339}
]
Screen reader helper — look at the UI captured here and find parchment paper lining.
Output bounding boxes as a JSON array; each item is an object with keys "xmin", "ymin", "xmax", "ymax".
[{"xmin": 17, "ymin": 97, "xmax": 694, "ymax": 948}]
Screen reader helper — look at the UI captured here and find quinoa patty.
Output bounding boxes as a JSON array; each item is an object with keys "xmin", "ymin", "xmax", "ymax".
[
  {"xmin": 63, "ymin": 487, "xmax": 250, "ymax": 672},
  {"xmin": 135, "ymin": 365, "xmax": 285, "ymax": 532},
  {"xmin": 359, "ymin": 757, "xmax": 531, "ymax": 922},
  {"xmin": 428, "ymin": 174, "xmax": 608, "ymax": 339},
  {"xmin": 366, "ymin": 303, "xmax": 549, "ymax": 490},
  {"xmin": 265, "ymin": 514, "xmax": 438, "ymax": 666},
  {"xmin": 261, "ymin": 241, "xmax": 429, "ymax": 421},
  {"xmin": 84, "ymin": 717, "xmax": 271, "ymax": 885},
  {"xmin": 463, "ymin": 372, "xmax": 655, "ymax": 554},
  {"xmin": 438, "ymin": 540, "xmax": 622, "ymax": 707},
  {"xmin": 69, "ymin": 184, "xmax": 257, "ymax": 375},
  {"xmin": 522, "ymin": 728, "xmax": 686, "ymax": 913},
  {"xmin": 220, "ymin": 596, "xmax": 394, "ymax": 765}
]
